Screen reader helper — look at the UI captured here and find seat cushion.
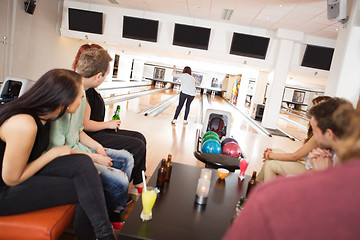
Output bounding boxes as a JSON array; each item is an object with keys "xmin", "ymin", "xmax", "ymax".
[{"xmin": 0, "ymin": 204, "xmax": 75, "ymax": 240}]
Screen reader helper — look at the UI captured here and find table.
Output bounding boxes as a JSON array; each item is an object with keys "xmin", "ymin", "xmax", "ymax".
[{"xmin": 118, "ymin": 162, "xmax": 250, "ymax": 240}]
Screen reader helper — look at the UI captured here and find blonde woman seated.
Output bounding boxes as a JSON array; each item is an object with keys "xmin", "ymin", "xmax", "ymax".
[{"xmin": 257, "ymin": 96, "xmax": 331, "ymax": 182}]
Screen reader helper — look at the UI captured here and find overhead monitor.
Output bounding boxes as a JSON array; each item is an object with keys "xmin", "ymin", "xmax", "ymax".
[
  {"xmin": 301, "ymin": 44, "xmax": 334, "ymax": 71},
  {"xmin": 122, "ymin": 16, "xmax": 159, "ymax": 42},
  {"xmin": 173, "ymin": 23, "xmax": 211, "ymax": 50},
  {"xmin": 68, "ymin": 8, "xmax": 103, "ymax": 34},
  {"xmin": 230, "ymin": 32, "xmax": 270, "ymax": 59}
]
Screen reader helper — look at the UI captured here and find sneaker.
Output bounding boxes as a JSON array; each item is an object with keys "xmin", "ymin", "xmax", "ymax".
[
  {"xmin": 183, "ymin": 120, "xmax": 188, "ymax": 125},
  {"xmin": 129, "ymin": 188, "xmax": 140, "ymax": 201},
  {"xmin": 171, "ymin": 119, "xmax": 177, "ymax": 125},
  {"xmin": 111, "ymin": 221, "xmax": 124, "ymax": 231}
]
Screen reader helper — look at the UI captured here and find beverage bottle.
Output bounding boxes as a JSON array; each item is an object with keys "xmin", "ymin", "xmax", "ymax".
[
  {"xmin": 231, "ymin": 197, "xmax": 246, "ymax": 223},
  {"xmin": 156, "ymin": 159, "xmax": 167, "ymax": 187},
  {"xmin": 112, "ymin": 105, "xmax": 120, "ymax": 120},
  {"xmin": 246, "ymin": 171, "xmax": 257, "ymax": 197},
  {"xmin": 165, "ymin": 154, "xmax": 173, "ymax": 181}
]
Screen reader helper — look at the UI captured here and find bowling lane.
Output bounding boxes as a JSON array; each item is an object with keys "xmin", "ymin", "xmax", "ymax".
[
  {"xmin": 101, "ymin": 87, "xmax": 304, "ymax": 178},
  {"xmin": 102, "ymin": 88, "xmax": 203, "ymax": 176}
]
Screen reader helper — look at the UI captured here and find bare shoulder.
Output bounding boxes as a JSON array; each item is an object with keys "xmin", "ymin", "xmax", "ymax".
[{"xmin": 1, "ymin": 114, "xmax": 37, "ymax": 139}]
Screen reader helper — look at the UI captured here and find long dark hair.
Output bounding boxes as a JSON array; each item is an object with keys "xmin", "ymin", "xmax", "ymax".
[
  {"xmin": 304, "ymin": 95, "xmax": 332, "ymax": 143},
  {"xmin": 183, "ymin": 66, "xmax": 192, "ymax": 75},
  {"xmin": 0, "ymin": 69, "xmax": 82, "ymax": 124}
]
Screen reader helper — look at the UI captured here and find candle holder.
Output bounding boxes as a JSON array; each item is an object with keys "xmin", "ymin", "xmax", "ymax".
[
  {"xmin": 200, "ymin": 168, "xmax": 212, "ymax": 180},
  {"xmin": 195, "ymin": 178, "xmax": 210, "ymax": 205}
]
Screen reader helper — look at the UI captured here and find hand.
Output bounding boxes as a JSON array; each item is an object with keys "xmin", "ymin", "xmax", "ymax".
[
  {"xmin": 107, "ymin": 120, "xmax": 121, "ymax": 130},
  {"xmin": 94, "ymin": 144, "xmax": 107, "ymax": 156},
  {"xmin": 91, "ymin": 153, "xmax": 113, "ymax": 167},
  {"xmin": 263, "ymin": 148, "xmax": 272, "ymax": 161},
  {"xmin": 48, "ymin": 145, "xmax": 72, "ymax": 158},
  {"xmin": 308, "ymin": 148, "xmax": 333, "ymax": 171}
]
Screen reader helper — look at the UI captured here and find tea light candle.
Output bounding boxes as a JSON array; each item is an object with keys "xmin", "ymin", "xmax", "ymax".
[
  {"xmin": 196, "ymin": 179, "xmax": 210, "ymax": 197},
  {"xmin": 200, "ymin": 168, "xmax": 212, "ymax": 180},
  {"xmin": 195, "ymin": 178, "xmax": 210, "ymax": 205}
]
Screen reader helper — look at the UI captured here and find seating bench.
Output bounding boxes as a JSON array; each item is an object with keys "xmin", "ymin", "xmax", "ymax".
[{"xmin": 0, "ymin": 204, "xmax": 75, "ymax": 240}]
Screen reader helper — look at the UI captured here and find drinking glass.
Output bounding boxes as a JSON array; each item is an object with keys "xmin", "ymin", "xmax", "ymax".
[
  {"xmin": 140, "ymin": 187, "xmax": 158, "ymax": 221},
  {"xmin": 239, "ymin": 158, "xmax": 249, "ymax": 180}
]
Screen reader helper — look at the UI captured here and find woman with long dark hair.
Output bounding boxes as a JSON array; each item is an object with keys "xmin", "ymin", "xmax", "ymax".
[{"xmin": 0, "ymin": 69, "xmax": 115, "ymax": 240}]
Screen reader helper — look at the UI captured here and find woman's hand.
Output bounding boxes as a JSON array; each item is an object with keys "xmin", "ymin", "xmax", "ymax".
[
  {"xmin": 263, "ymin": 148, "xmax": 272, "ymax": 161},
  {"xmin": 94, "ymin": 144, "xmax": 107, "ymax": 156},
  {"xmin": 47, "ymin": 145, "xmax": 72, "ymax": 159},
  {"xmin": 91, "ymin": 153, "xmax": 113, "ymax": 167}
]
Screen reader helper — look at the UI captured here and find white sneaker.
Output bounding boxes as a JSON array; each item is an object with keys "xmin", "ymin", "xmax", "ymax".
[
  {"xmin": 171, "ymin": 119, "xmax": 177, "ymax": 124},
  {"xmin": 183, "ymin": 120, "xmax": 188, "ymax": 125},
  {"xmin": 129, "ymin": 188, "xmax": 140, "ymax": 201}
]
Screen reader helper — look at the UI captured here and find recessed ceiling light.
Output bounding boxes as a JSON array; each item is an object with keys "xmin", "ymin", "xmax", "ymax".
[
  {"xmin": 222, "ymin": 9, "xmax": 234, "ymax": 20},
  {"xmin": 108, "ymin": 0, "xmax": 119, "ymax": 4},
  {"xmin": 279, "ymin": 4, "xmax": 283, "ymax": 7},
  {"xmin": 335, "ymin": 28, "xmax": 339, "ymax": 31}
]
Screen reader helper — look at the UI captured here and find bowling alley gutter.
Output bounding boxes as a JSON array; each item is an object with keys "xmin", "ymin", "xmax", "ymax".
[{"xmin": 104, "ymin": 87, "xmax": 171, "ymax": 105}]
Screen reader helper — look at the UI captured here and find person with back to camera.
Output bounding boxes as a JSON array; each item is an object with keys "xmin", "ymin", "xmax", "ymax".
[
  {"xmin": 72, "ymin": 43, "xmax": 147, "ymax": 201},
  {"xmin": 171, "ymin": 65, "xmax": 199, "ymax": 125},
  {"xmin": 223, "ymin": 97, "xmax": 360, "ymax": 240},
  {"xmin": 48, "ymin": 47, "xmax": 134, "ymax": 230},
  {"xmin": 0, "ymin": 69, "xmax": 115, "ymax": 240},
  {"xmin": 257, "ymin": 96, "xmax": 332, "ymax": 182}
]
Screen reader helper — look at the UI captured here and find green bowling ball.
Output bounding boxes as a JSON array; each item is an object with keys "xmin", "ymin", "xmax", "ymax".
[
  {"xmin": 203, "ymin": 131, "xmax": 219, "ymax": 140},
  {"xmin": 203, "ymin": 135, "xmax": 220, "ymax": 144}
]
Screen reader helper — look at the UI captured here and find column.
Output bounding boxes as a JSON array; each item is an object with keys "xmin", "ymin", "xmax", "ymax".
[
  {"xmin": 325, "ymin": 0, "xmax": 360, "ymax": 107},
  {"xmin": 262, "ymin": 39, "xmax": 294, "ymax": 129},
  {"xmin": 250, "ymin": 71, "xmax": 268, "ymax": 119}
]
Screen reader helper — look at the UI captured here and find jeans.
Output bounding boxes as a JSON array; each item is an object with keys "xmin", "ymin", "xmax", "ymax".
[
  {"xmin": 173, "ymin": 92, "xmax": 195, "ymax": 120},
  {"xmin": 86, "ymin": 128, "xmax": 147, "ymax": 185},
  {"xmin": 94, "ymin": 148, "xmax": 134, "ymax": 213},
  {"xmin": 0, "ymin": 154, "xmax": 113, "ymax": 239}
]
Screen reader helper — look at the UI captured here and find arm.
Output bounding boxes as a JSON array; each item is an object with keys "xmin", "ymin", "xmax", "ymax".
[
  {"xmin": 264, "ymin": 136, "xmax": 318, "ymax": 161},
  {"xmin": 78, "ymin": 130, "xmax": 113, "ymax": 166},
  {"xmin": 83, "ymin": 100, "xmax": 120, "ymax": 132},
  {"xmin": 1, "ymin": 115, "xmax": 71, "ymax": 186}
]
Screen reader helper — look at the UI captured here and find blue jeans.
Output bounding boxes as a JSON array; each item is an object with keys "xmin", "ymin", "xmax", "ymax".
[
  {"xmin": 173, "ymin": 92, "xmax": 195, "ymax": 120},
  {"xmin": 94, "ymin": 148, "xmax": 134, "ymax": 213}
]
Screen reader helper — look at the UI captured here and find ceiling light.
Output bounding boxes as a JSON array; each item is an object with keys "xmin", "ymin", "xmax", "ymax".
[
  {"xmin": 108, "ymin": 0, "xmax": 119, "ymax": 4},
  {"xmin": 222, "ymin": 9, "xmax": 233, "ymax": 20}
]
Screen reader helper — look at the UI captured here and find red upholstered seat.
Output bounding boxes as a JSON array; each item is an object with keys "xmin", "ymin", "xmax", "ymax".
[{"xmin": 0, "ymin": 204, "xmax": 75, "ymax": 240}]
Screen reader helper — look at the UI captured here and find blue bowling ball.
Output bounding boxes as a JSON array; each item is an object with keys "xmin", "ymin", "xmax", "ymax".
[
  {"xmin": 221, "ymin": 137, "xmax": 238, "ymax": 148},
  {"xmin": 202, "ymin": 139, "xmax": 221, "ymax": 154}
]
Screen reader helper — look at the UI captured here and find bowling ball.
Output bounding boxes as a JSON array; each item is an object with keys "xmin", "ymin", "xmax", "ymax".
[
  {"xmin": 203, "ymin": 134, "xmax": 220, "ymax": 144},
  {"xmin": 221, "ymin": 142, "xmax": 242, "ymax": 158},
  {"xmin": 221, "ymin": 137, "xmax": 238, "ymax": 148},
  {"xmin": 203, "ymin": 131, "xmax": 219, "ymax": 140},
  {"xmin": 202, "ymin": 139, "xmax": 221, "ymax": 154}
]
